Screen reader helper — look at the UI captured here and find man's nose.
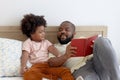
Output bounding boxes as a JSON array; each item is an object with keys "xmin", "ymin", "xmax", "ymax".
[{"xmin": 61, "ymin": 30, "xmax": 66, "ymax": 33}]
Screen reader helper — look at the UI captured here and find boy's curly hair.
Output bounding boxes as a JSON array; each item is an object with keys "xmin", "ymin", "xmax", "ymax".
[{"xmin": 21, "ymin": 14, "xmax": 47, "ymax": 37}]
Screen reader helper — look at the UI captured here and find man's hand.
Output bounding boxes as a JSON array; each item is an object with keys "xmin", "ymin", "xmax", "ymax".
[
  {"xmin": 65, "ymin": 44, "xmax": 77, "ymax": 57},
  {"xmin": 90, "ymin": 40, "xmax": 95, "ymax": 48}
]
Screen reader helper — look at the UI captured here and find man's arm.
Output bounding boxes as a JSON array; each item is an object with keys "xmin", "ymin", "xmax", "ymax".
[
  {"xmin": 48, "ymin": 54, "xmax": 69, "ymax": 67},
  {"xmin": 48, "ymin": 44, "xmax": 76, "ymax": 67}
]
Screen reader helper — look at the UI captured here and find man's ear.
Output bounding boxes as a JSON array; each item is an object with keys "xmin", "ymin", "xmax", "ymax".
[{"xmin": 73, "ymin": 32, "xmax": 76, "ymax": 36}]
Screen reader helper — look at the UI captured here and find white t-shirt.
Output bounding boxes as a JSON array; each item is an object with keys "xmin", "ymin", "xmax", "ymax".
[{"xmin": 22, "ymin": 38, "xmax": 52, "ymax": 64}]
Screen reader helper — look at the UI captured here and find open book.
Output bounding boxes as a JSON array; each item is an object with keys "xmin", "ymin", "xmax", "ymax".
[{"xmin": 71, "ymin": 35, "xmax": 98, "ymax": 57}]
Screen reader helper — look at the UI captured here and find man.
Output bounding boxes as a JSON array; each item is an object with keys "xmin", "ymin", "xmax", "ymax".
[{"xmin": 48, "ymin": 21, "xmax": 120, "ymax": 80}]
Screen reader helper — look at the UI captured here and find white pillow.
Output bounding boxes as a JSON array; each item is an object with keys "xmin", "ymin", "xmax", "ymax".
[{"xmin": 0, "ymin": 38, "xmax": 22, "ymax": 77}]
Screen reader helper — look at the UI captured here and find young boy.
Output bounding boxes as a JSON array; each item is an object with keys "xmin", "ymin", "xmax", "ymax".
[{"xmin": 20, "ymin": 14, "xmax": 74, "ymax": 80}]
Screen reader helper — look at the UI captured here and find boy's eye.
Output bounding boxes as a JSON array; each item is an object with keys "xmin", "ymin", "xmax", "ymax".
[
  {"xmin": 39, "ymin": 31, "xmax": 42, "ymax": 33},
  {"xmin": 66, "ymin": 29, "xmax": 70, "ymax": 31},
  {"xmin": 39, "ymin": 31, "xmax": 45, "ymax": 33}
]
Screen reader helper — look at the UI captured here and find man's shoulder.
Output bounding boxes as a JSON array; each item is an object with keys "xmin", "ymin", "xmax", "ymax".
[
  {"xmin": 54, "ymin": 43, "xmax": 68, "ymax": 47},
  {"xmin": 54, "ymin": 43, "xmax": 60, "ymax": 46}
]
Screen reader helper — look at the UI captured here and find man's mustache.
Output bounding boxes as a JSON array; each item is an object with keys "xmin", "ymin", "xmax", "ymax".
[{"xmin": 60, "ymin": 33, "xmax": 67, "ymax": 37}]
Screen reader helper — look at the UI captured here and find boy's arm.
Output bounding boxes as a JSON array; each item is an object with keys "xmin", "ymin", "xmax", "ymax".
[
  {"xmin": 48, "ymin": 45, "xmax": 61, "ymax": 57},
  {"xmin": 20, "ymin": 50, "xmax": 29, "ymax": 75},
  {"xmin": 48, "ymin": 45, "xmax": 67, "ymax": 67}
]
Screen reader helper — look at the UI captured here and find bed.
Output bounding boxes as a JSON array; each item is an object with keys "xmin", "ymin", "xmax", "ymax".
[{"xmin": 0, "ymin": 26, "xmax": 107, "ymax": 80}]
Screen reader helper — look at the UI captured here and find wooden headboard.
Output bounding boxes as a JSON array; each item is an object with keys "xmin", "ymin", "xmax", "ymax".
[{"xmin": 0, "ymin": 26, "xmax": 107, "ymax": 43}]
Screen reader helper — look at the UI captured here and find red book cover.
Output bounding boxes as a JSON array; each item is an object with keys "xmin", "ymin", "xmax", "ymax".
[{"xmin": 71, "ymin": 35, "xmax": 98, "ymax": 57}]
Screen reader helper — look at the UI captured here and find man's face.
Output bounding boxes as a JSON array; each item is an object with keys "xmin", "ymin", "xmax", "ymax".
[{"xmin": 57, "ymin": 23, "xmax": 74, "ymax": 44}]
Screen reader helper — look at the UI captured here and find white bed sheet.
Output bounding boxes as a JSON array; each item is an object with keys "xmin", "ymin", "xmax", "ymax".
[
  {"xmin": 0, "ymin": 77, "xmax": 23, "ymax": 80},
  {"xmin": 0, "ymin": 77, "xmax": 49, "ymax": 80}
]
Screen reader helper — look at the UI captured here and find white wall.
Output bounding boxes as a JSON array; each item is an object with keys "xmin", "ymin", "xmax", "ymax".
[{"xmin": 0, "ymin": 0, "xmax": 120, "ymax": 63}]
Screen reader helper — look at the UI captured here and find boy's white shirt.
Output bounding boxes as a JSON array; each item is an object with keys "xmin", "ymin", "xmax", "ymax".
[{"xmin": 49, "ymin": 42, "xmax": 93, "ymax": 73}]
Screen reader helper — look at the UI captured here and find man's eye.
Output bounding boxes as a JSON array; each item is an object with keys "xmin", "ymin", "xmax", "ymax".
[
  {"xmin": 59, "ymin": 29, "xmax": 63, "ymax": 31},
  {"xmin": 39, "ymin": 31, "xmax": 44, "ymax": 33},
  {"xmin": 66, "ymin": 29, "xmax": 70, "ymax": 31}
]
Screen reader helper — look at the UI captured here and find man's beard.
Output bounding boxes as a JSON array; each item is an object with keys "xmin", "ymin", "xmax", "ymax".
[{"xmin": 57, "ymin": 35, "xmax": 73, "ymax": 44}]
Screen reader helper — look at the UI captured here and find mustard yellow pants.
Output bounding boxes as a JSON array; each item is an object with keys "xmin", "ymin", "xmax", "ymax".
[{"xmin": 23, "ymin": 63, "xmax": 74, "ymax": 80}]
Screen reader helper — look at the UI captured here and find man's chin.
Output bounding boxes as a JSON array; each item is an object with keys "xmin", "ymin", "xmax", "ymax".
[
  {"xmin": 59, "ymin": 40, "xmax": 69, "ymax": 44},
  {"xmin": 57, "ymin": 36, "xmax": 73, "ymax": 44},
  {"xmin": 61, "ymin": 39, "xmax": 66, "ymax": 41}
]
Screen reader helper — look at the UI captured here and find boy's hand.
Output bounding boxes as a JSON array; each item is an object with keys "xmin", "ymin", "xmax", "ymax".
[{"xmin": 20, "ymin": 66, "xmax": 28, "ymax": 75}]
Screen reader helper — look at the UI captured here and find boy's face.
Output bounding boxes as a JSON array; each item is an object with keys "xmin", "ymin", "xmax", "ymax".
[
  {"xmin": 57, "ymin": 23, "xmax": 75, "ymax": 44},
  {"xmin": 31, "ymin": 26, "xmax": 45, "ymax": 42}
]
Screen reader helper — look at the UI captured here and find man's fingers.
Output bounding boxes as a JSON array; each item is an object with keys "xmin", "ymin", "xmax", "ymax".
[
  {"xmin": 70, "ymin": 46, "xmax": 77, "ymax": 50},
  {"xmin": 90, "ymin": 45, "xmax": 93, "ymax": 48},
  {"xmin": 92, "ymin": 40, "xmax": 95, "ymax": 43},
  {"xmin": 70, "ymin": 50, "xmax": 76, "ymax": 54}
]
